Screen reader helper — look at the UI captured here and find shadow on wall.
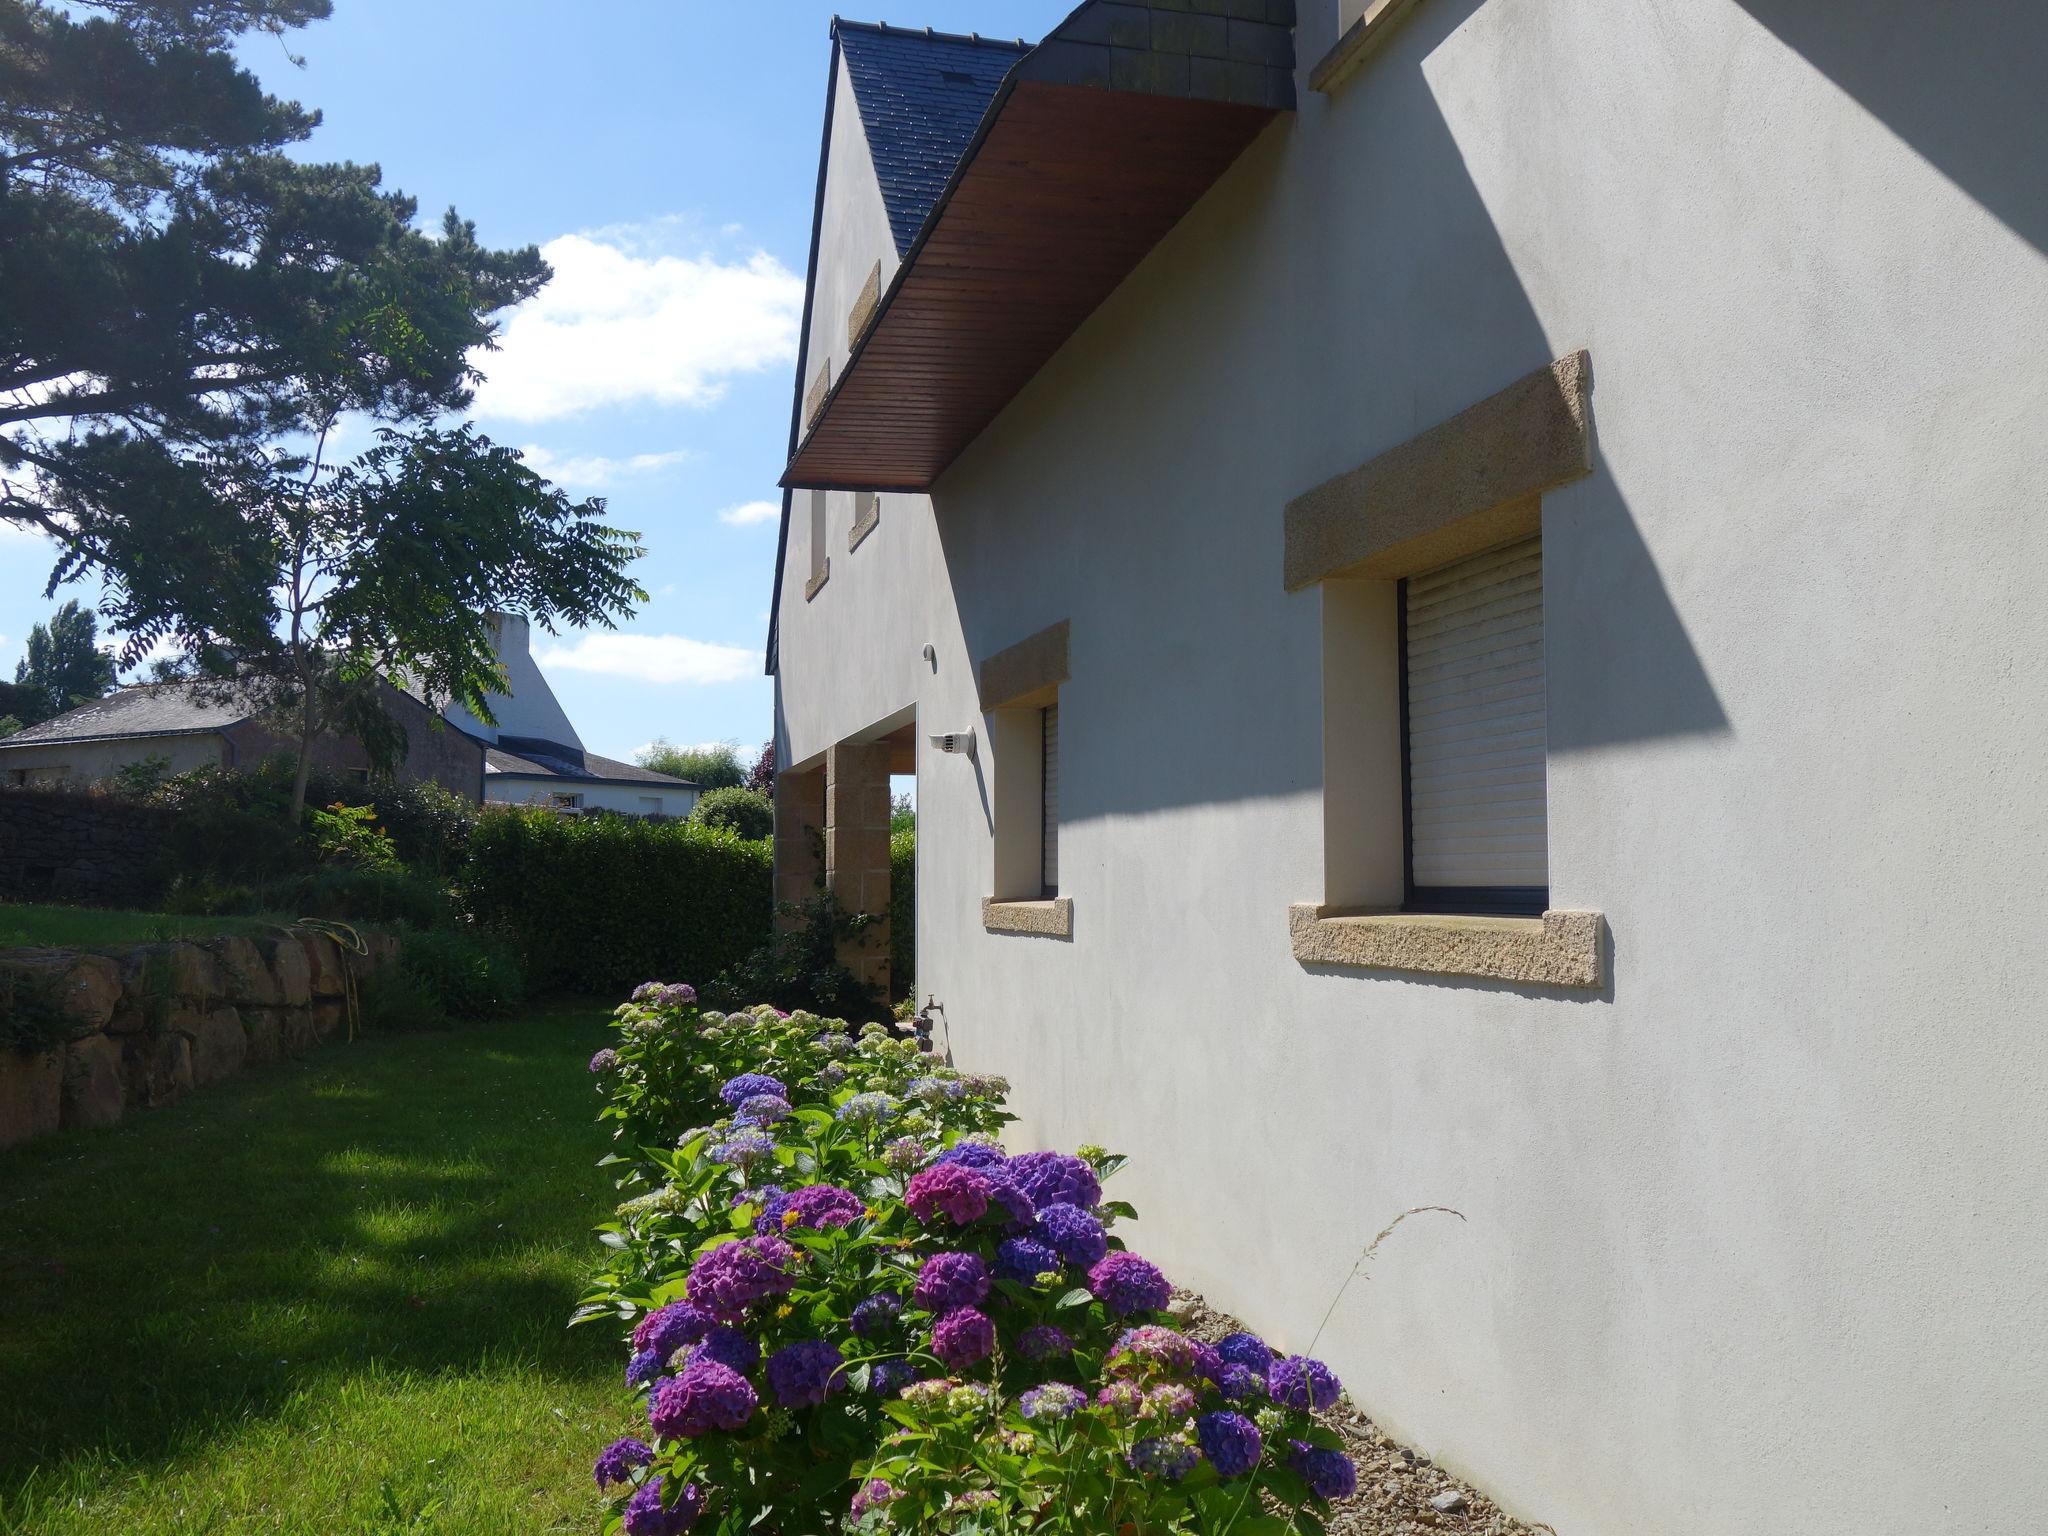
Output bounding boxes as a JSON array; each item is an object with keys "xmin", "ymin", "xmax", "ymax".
[
  {"xmin": 1732, "ymin": 0, "xmax": 2048, "ymax": 258},
  {"xmin": 928, "ymin": 0, "xmax": 1724, "ymax": 822}
]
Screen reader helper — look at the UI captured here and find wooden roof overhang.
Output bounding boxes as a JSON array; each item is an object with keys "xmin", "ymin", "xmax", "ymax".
[{"xmin": 782, "ymin": 5, "xmax": 1295, "ymax": 493}]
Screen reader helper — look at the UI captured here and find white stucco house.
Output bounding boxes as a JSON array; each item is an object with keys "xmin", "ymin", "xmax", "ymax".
[
  {"xmin": 766, "ymin": 5, "xmax": 2048, "ymax": 1535},
  {"xmin": 443, "ymin": 613, "xmax": 701, "ymax": 817}
]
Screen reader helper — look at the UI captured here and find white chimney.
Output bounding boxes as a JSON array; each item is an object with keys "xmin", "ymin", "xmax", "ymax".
[{"xmin": 443, "ymin": 611, "xmax": 584, "ymax": 750}]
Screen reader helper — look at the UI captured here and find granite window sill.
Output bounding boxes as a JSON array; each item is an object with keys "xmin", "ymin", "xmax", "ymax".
[
  {"xmin": 1309, "ymin": 0, "xmax": 1425, "ymax": 95},
  {"xmin": 805, "ymin": 560, "xmax": 830, "ymax": 601},
  {"xmin": 982, "ymin": 897, "xmax": 1073, "ymax": 939},
  {"xmin": 1288, "ymin": 903, "xmax": 1603, "ymax": 988}
]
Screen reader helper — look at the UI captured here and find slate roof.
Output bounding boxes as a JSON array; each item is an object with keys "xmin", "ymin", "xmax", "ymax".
[
  {"xmin": 0, "ymin": 684, "xmax": 250, "ymax": 746},
  {"xmin": 836, "ymin": 20, "xmax": 1031, "ymax": 256},
  {"xmin": 484, "ymin": 737, "xmax": 698, "ymax": 789}
]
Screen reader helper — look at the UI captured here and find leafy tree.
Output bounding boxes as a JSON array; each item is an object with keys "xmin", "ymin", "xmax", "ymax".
[
  {"xmin": 166, "ymin": 422, "xmax": 644, "ymax": 820},
  {"xmin": 745, "ymin": 739, "xmax": 776, "ymax": 797},
  {"xmin": 639, "ymin": 738, "xmax": 747, "ymax": 790},
  {"xmin": 690, "ymin": 785, "xmax": 773, "ymax": 841},
  {"xmin": 13, "ymin": 599, "xmax": 117, "ymax": 722},
  {"xmin": 0, "ymin": 0, "xmax": 551, "ymax": 650}
]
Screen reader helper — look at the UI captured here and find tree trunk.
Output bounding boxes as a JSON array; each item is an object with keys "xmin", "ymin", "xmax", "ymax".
[{"xmin": 289, "ymin": 687, "xmax": 318, "ymax": 824}]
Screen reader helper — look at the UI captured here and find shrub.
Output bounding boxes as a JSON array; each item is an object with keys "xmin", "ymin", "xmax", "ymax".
[
  {"xmin": 460, "ymin": 807, "xmax": 772, "ymax": 994},
  {"xmin": 707, "ymin": 892, "xmax": 882, "ymax": 1021},
  {"xmin": 578, "ymin": 994, "xmax": 1361, "ymax": 1535},
  {"xmin": 280, "ymin": 865, "xmax": 457, "ymax": 930},
  {"xmin": 357, "ymin": 966, "xmax": 445, "ymax": 1034},
  {"xmin": 306, "ymin": 802, "xmax": 400, "ymax": 870},
  {"xmin": 689, "ymin": 786, "xmax": 772, "ymax": 841},
  {"xmin": 890, "ymin": 824, "xmax": 914, "ymax": 1002},
  {"xmin": 399, "ymin": 928, "xmax": 524, "ymax": 1020},
  {"xmin": 639, "ymin": 739, "xmax": 748, "ymax": 790},
  {"xmin": 0, "ymin": 968, "xmax": 70, "ymax": 1054}
]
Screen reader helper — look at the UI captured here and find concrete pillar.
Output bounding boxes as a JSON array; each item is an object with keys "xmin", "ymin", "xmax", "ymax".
[
  {"xmin": 773, "ymin": 765, "xmax": 825, "ymax": 931},
  {"xmin": 825, "ymin": 741, "xmax": 892, "ymax": 998}
]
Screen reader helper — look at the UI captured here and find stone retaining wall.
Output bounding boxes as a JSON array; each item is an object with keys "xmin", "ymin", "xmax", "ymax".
[
  {"xmin": 0, "ymin": 928, "xmax": 400, "ymax": 1150},
  {"xmin": 0, "ymin": 788, "xmax": 178, "ymax": 906}
]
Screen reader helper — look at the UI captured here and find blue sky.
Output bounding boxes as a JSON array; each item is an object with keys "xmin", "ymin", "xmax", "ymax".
[{"xmin": 2, "ymin": 0, "xmax": 1072, "ymax": 763}]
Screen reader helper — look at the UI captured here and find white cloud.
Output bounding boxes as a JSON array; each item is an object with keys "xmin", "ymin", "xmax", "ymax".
[
  {"xmin": 519, "ymin": 444, "xmax": 693, "ymax": 490},
  {"xmin": 537, "ymin": 632, "xmax": 759, "ymax": 686},
  {"xmin": 472, "ymin": 227, "xmax": 803, "ymax": 423},
  {"xmin": 717, "ymin": 499, "xmax": 780, "ymax": 526}
]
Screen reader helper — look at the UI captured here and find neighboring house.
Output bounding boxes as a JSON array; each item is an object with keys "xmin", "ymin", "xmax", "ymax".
[
  {"xmin": 768, "ymin": 10, "xmax": 2048, "ymax": 1536},
  {"xmin": 440, "ymin": 613, "xmax": 701, "ymax": 817},
  {"xmin": 0, "ymin": 677, "xmax": 483, "ymax": 797}
]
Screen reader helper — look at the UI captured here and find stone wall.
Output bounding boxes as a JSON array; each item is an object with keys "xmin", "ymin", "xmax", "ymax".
[
  {"xmin": 0, "ymin": 789, "xmax": 179, "ymax": 905},
  {"xmin": 0, "ymin": 928, "xmax": 400, "ymax": 1150}
]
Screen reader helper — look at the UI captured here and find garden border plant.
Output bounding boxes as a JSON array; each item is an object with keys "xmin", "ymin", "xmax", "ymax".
[{"xmin": 576, "ymin": 989, "xmax": 1369, "ymax": 1535}]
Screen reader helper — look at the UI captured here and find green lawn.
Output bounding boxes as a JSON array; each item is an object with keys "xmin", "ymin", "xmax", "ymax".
[
  {"xmin": 0, "ymin": 1003, "xmax": 626, "ymax": 1535},
  {"xmin": 0, "ymin": 902, "xmax": 288, "ymax": 951}
]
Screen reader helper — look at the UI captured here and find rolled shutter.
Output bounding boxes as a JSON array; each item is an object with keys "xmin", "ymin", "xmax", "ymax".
[
  {"xmin": 1041, "ymin": 703, "xmax": 1059, "ymax": 895},
  {"xmin": 1403, "ymin": 535, "xmax": 1547, "ymax": 904}
]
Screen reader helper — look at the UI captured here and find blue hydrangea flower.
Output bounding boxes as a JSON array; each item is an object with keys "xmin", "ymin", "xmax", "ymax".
[
  {"xmin": 1287, "ymin": 1441, "xmax": 1359, "ymax": 1501},
  {"xmin": 1267, "ymin": 1355, "xmax": 1341, "ymax": 1412},
  {"xmin": 1128, "ymin": 1435, "xmax": 1201, "ymax": 1481},
  {"xmin": 589, "ymin": 1048, "xmax": 620, "ymax": 1074},
  {"xmin": 931, "ymin": 1141, "xmax": 1007, "ymax": 1170},
  {"xmin": 1216, "ymin": 1331, "xmax": 1273, "ymax": 1372},
  {"xmin": 765, "ymin": 1339, "xmax": 846, "ymax": 1407},
  {"xmin": 1033, "ymin": 1203, "xmax": 1109, "ymax": 1267},
  {"xmin": 836, "ymin": 1092, "xmax": 897, "ymax": 1125},
  {"xmin": 719, "ymin": 1073, "xmax": 788, "ymax": 1109},
  {"xmin": 869, "ymin": 1358, "xmax": 918, "ymax": 1396},
  {"xmin": 623, "ymin": 1474, "xmax": 704, "ymax": 1535},
  {"xmin": 1217, "ymin": 1362, "xmax": 1264, "ymax": 1401},
  {"xmin": 1017, "ymin": 1323, "xmax": 1072, "ymax": 1361},
  {"xmin": 1019, "ymin": 1382, "xmax": 1086, "ymax": 1420},
  {"xmin": 736, "ymin": 1093, "xmax": 791, "ymax": 1125},
  {"xmin": 626, "ymin": 1348, "xmax": 663, "ymax": 1388},
  {"xmin": 995, "ymin": 1235, "xmax": 1060, "ymax": 1283},
  {"xmin": 1196, "ymin": 1411, "xmax": 1263, "ymax": 1478},
  {"xmin": 593, "ymin": 1435, "xmax": 653, "ymax": 1489},
  {"xmin": 691, "ymin": 1326, "xmax": 759, "ymax": 1374},
  {"xmin": 850, "ymin": 1293, "xmax": 903, "ymax": 1337},
  {"xmin": 709, "ymin": 1128, "xmax": 776, "ymax": 1170}
]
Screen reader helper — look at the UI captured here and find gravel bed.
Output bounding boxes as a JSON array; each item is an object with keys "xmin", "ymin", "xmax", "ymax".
[{"xmin": 1167, "ymin": 1290, "xmax": 1553, "ymax": 1536}]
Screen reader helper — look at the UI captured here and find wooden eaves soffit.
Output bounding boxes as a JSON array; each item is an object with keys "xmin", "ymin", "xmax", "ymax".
[{"xmin": 782, "ymin": 2, "xmax": 1295, "ymax": 493}]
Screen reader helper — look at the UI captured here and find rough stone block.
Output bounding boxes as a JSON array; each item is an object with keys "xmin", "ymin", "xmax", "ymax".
[
  {"xmin": 310, "ymin": 999, "xmax": 346, "ymax": 1043},
  {"xmin": 0, "ymin": 950, "xmax": 123, "ymax": 1035},
  {"xmin": 283, "ymin": 1008, "xmax": 318, "ymax": 1058},
  {"xmin": 261, "ymin": 938, "xmax": 312, "ymax": 1008},
  {"xmin": 0, "ymin": 1048, "xmax": 63, "ymax": 1148},
  {"xmin": 61, "ymin": 1034, "xmax": 125, "ymax": 1130},
  {"xmin": 141, "ymin": 1032, "xmax": 193, "ymax": 1107},
  {"xmin": 299, "ymin": 933, "xmax": 346, "ymax": 998},
  {"xmin": 243, "ymin": 1008, "xmax": 284, "ymax": 1065},
  {"xmin": 191, "ymin": 1006, "xmax": 247, "ymax": 1086},
  {"xmin": 125, "ymin": 942, "xmax": 221, "ymax": 1005},
  {"xmin": 211, "ymin": 936, "xmax": 283, "ymax": 1006}
]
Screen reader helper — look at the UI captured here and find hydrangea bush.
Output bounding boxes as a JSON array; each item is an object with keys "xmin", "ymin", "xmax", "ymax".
[{"xmin": 579, "ymin": 986, "xmax": 1356, "ymax": 1534}]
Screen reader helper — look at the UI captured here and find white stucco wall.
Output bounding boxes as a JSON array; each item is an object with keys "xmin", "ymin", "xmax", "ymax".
[
  {"xmin": 0, "ymin": 734, "xmax": 227, "ymax": 785},
  {"xmin": 484, "ymin": 778, "xmax": 698, "ymax": 818},
  {"xmin": 774, "ymin": 4, "xmax": 2048, "ymax": 1533},
  {"xmin": 444, "ymin": 613, "xmax": 583, "ymax": 749}
]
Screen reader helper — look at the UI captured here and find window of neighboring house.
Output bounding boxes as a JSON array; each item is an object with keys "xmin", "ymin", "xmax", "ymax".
[
  {"xmin": 343, "ymin": 767, "xmax": 371, "ymax": 785},
  {"xmin": 1040, "ymin": 703, "xmax": 1060, "ymax": 897},
  {"xmin": 551, "ymin": 791, "xmax": 584, "ymax": 811},
  {"xmin": 638, "ymin": 795, "xmax": 662, "ymax": 815},
  {"xmin": 26, "ymin": 765, "xmax": 69, "ymax": 786},
  {"xmin": 4, "ymin": 768, "xmax": 26, "ymax": 787},
  {"xmin": 807, "ymin": 489, "xmax": 830, "ymax": 597},
  {"xmin": 1399, "ymin": 534, "xmax": 1547, "ymax": 915}
]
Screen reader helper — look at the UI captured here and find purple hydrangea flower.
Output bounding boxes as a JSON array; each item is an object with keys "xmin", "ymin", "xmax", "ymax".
[
  {"xmin": 931, "ymin": 1306, "xmax": 996, "ymax": 1368},
  {"xmin": 1145, "ymin": 1382, "xmax": 1197, "ymax": 1420},
  {"xmin": 1217, "ymin": 1362, "xmax": 1264, "ymax": 1401},
  {"xmin": 836, "ymin": 1091, "xmax": 897, "ymax": 1125},
  {"xmin": 1018, "ymin": 1323, "xmax": 1072, "ymax": 1362},
  {"xmin": 593, "ymin": 1436, "xmax": 653, "ymax": 1489},
  {"xmin": 994, "ymin": 1235, "xmax": 1060, "ymax": 1283},
  {"xmin": 689, "ymin": 1326, "xmax": 759, "ymax": 1374},
  {"xmin": 881, "ymin": 1136, "xmax": 925, "ymax": 1172},
  {"xmin": 719, "ymin": 1072, "xmax": 788, "ymax": 1109},
  {"xmin": 630, "ymin": 982, "xmax": 662, "ymax": 1003},
  {"xmin": 626, "ymin": 1348, "xmax": 663, "ymax": 1388},
  {"xmin": 816, "ymin": 1062, "xmax": 848, "ymax": 1088},
  {"xmin": 1216, "ymin": 1331, "xmax": 1272, "ymax": 1372},
  {"xmin": 931, "ymin": 1141, "xmax": 1007, "ymax": 1170},
  {"xmin": 1019, "ymin": 1382, "xmax": 1086, "ymax": 1420},
  {"xmin": 904, "ymin": 1163, "xmax": 993, "ymax": 1226},
  {"xmin": 869, "ymin": 1358, "xmax": 918, "ymax": 1396},
  {"xmin": 1108, "ymin": 1325, "xmax": 1199, "ymax": 1377},
  {"xmin": 589, "ymin": 1048, "xmax": 620, "ymax": 1074},
  {"xmin": 708, "ymin": 1128, "xmax": 776, "ymax": 1171},
  {"xmin": 979, "ymin": 1165, "xmax": 1038, "ymax": 1229},
  {"xmin": 1087, "ymin": 1251, "xmax": 1171, "ymax": 1316},
  {"xmin": 634, "ymin": 1301, "xmax": 713, "ymax": 1359},
  {"xmin": 1287, "ymin": 1441, "xmax": 1359, "ymax": 1501},
  {"xmin": 1267, "ymin": 1355, "xmax": 1341, "ymax": 1412},
  {"xmin": 1128, "ymin": 1436, "xmax": 1201, "ymax": 1480},
  {"xmin": 758, "ymin": 1183, "xmax": 864, "ymax": 1233},
  {"xmin": 913, "ymin": 1251, "xmax": 990, "ymax": 1312},
  {"xmin": 1198, "ymin": 1413, "xmax": 1262, "ymax": 1479},
  {"xmin": 1190, "ymin": 1339, "xmax": 1224, "ymax": 1383},
  {"xmin": 1098, "ymin": 1380, "xmax": 1145, "ymax": 1419},
  {"xmin": 624, "ymin": 1475, "xmax": 704, "ymax": 1535},
  {"xmin": 657, "ymin": 983, "xmax": 697, "ymax": 1008},
  {"xmin": 1033, "ymin": 1203, "xmax": 1108, "ymax": 1268},
  {"xmin": 647, "ymin": 1360, "xmax": 757, "ymax": 1438},
  {"xmin": 1006, "ymin": 1151, "xmax": 1101, "ymax": 1211},
  {"xmin": 736, "ymin": 1093, "xmax": 791, "ymax": 1125},
  {"xmin": 850, "ymin": 1292, "xmax": 903, "ymax": 1337},
  {"xmin": 850, "ymin": 1479, "xmax": 900, "ymax": 1521},
  {"xmin": 687, "ymin": 1235, "xmax": 798, "ymax": 1324},
  {"xmin": 766, "ymin": 1339, "xmax": 846, "ymax": 1408}
]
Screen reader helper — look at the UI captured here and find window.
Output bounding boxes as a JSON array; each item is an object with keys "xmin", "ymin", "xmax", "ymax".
[
  {"xmin": 1040, "ymin": 703, "xmax": 1059, "ymax": 896},
  {"xmin": 639, "ymin": 795, "xmax": 663, "ymax": 816},
  {"xmin": 343, "ymin": 767, "xmax": 371, "ymax": 785},
  {"xmin": 1399, "ymin": 535, "xmax": 1546, "ymax": 915},
  {"xmin": 806, "ymin": 490, "xmax": 830, "ymax": 598},
  {"xmin": 551, "ymin": 791, "xmax": 583, "ymax": 811}
]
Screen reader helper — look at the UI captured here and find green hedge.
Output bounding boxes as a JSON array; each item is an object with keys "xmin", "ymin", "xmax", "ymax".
[
  {"xmin": 890, "ymin": 823, "xmax": 914, "ymax": 1001},
  {"xmin": 459, "ymin": 807, "xmax": 772, "ymax": 994}
]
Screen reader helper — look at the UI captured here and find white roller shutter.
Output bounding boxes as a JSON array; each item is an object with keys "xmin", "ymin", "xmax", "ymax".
[
  {"xmin": 1041, "ymin": 703, "xmax": 1059, "ymax": 895},
  {"xmin": 1403, "ymin": 535, "xmax": 1547, "ymax": 901}
]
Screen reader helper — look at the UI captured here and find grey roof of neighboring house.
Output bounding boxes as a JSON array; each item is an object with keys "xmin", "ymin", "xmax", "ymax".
[
  {"xmin": 484, "ymin": 737, "xmax": 699, "ymax": 790},
  {"xmin": 836, "ymin": 20, "xmax": 1031, "ymax": 256},
  {"xmin": 0, "ymin": 683, "xmax": 250, "ymax": 747}
]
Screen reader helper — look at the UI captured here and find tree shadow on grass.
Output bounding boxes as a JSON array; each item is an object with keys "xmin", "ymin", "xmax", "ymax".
[{"xmin": 0, "ymin": 1006, "xmax": 623, "ymax": 1484}]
